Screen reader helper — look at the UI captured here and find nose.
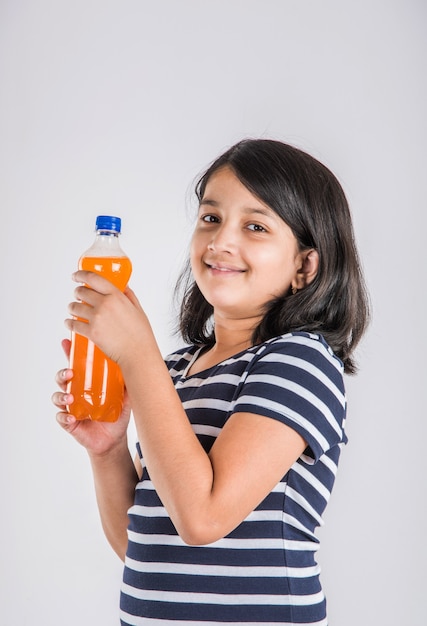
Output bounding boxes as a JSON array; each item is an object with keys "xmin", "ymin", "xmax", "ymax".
[{"xmin": 207, "ymin": 222, "xmax": 238, "ymax": 253}]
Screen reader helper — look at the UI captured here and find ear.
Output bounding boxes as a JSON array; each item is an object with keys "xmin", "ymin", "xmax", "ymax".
[{"xmin": 292, "ymin": 249, "xmax": 319, "ymax": 291}]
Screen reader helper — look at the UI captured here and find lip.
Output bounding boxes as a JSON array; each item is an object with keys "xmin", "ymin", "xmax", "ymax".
[{"xmin": 205, "ymin": 261, "xmax": 246, "ymax": 274}]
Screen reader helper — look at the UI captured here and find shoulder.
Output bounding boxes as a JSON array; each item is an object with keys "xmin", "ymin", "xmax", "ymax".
[
  {"xmin": 264, "ymin": 330, "xmax": 339, "ymax": 355},
  {"xmin": 236, "ymin": 332, "xmax": 347, "ymax": 461},
  {"xmin": 246, "ymin": 331, "xmax": 345, "ymax": 397},
  {"xmin": 254, "ymin": 332, "xmax": 344, "ymax": 382}
]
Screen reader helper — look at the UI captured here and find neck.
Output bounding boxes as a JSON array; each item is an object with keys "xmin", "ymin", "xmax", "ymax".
[
  {"xmin": 210, "ymin": 313, "xmax": 261, "ymax": 353},
  {"xmin": 187, "ymin": 314, "xmax": 261, "ymax": 377}
]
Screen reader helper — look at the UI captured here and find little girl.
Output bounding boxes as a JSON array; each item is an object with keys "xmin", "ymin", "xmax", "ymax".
[{"xmin": 53, "ymin": 139, "xmax": 369, "ymax": 625}]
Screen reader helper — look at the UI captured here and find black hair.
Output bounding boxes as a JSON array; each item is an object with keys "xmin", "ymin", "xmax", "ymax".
[{"xmin": 177, "ymin": 139, "xmax": 370, "ymax": 374}]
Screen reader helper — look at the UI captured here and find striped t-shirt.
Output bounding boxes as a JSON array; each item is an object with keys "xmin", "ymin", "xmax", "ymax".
[{"xmin": 120, "ymin": 332, "xmax": 347, "ymax": 625}]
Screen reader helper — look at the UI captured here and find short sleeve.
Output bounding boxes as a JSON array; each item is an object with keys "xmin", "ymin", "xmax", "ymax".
[{"xmin": 232, "ymin": 333, "xmax": 347, "ymax": 463}]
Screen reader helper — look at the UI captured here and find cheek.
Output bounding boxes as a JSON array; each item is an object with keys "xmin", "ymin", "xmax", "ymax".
[
  {"xmin": 189, "ymin": 237, "xmax": 202, "ymax": 276},
  {"xmin": 190, "ymin": 227, "xmax": 211, "ymax": 257},
  {"xmin": 258, "ymin": 247, "xmax": 289, "ymax": 270},
  {"xmin": 259, "ymin": 249, "xmax": 297, "ymax": 284}
]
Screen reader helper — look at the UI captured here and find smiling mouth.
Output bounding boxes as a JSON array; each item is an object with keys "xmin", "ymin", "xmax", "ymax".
[{"xmin": 206, "ymin": 263, "xmax": 245, "ymax": 273}]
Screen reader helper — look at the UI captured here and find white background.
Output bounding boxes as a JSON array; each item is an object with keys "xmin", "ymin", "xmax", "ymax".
[{"xmin": 1, "ymin": 1, "xmax": 425, "ymax": 624}]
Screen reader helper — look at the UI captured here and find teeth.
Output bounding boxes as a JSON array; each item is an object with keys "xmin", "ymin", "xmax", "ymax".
[
  {"xmin": 206, "ymin": 262, "xmax": 243, "ymax": 272},
  {"xmin": 211, "ymin": 265, "xmax": 235, "ymax": 271}
]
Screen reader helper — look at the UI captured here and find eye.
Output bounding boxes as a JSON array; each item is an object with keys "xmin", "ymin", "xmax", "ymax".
[
  {"xmin": 201, "ymin": 214, "xmax": 220, "ymax": 223},
  {"xmin": 247, "ymin": 223, "xmax": 267, "ymax": 232}
]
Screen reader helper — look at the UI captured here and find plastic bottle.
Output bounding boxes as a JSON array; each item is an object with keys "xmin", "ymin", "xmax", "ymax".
[{"xmin": 67, "ymin": 215, "xmax": 132, "ymax": 422}]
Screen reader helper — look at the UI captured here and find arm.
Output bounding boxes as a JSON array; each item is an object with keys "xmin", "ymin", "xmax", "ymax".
[
  {"xmin": 120, "ymin": 332, "xmax": 306, "ymax": 545},
  {"xmin": 53, "ymin": 341, "xmax": 139, "ymax": 560},
  {"xmin": 65, "ymin": 277, "xmax": 306, "ymax": 545},
  {"xmin": 87, "ymin": 442, "xmax": 139, "ymax": 560}
]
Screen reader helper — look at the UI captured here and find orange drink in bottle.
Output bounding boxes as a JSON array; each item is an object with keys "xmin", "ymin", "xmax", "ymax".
[{"xmin": 67, "ymin": 216, "xmax": 132, "ymax": 422}]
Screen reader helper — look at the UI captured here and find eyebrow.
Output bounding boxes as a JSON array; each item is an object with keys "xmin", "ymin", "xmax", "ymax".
[{"xmin": 199, "ymin": 198, "xmax": 275, "ymax": 218}]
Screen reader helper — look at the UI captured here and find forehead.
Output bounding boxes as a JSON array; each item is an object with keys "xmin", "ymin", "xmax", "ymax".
[
  {"xmin": 203, "ymin": 166, "xmax": 248, "ymax": 193},
  {"xmin": 201, "ymin": 167, "xmax": 276, "ymax": 215}
]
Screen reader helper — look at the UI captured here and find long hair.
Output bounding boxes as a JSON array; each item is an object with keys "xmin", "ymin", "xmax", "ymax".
[{"xmin": 177, "ymin": 139, "xmax": 370, "ymax": 374}]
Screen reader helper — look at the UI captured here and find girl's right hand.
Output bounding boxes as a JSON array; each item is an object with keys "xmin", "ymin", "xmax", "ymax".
[{"xmin": 52, "ymin": 339, "xmax": 131, "ymax": 457}]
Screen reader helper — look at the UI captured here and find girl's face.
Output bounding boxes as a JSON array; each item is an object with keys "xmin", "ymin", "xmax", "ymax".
[{"xmin": 190, "ymin": 166, "xmax": 306, "ymax": 324}]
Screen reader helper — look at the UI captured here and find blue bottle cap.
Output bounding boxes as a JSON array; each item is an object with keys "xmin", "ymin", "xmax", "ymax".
[{"xmin": 95, "ymin": 215, "xmax": 122, "ymax": 233}]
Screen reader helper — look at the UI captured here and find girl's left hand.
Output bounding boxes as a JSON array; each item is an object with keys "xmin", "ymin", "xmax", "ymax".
[{"xmin": 65, "ymin": 270, "xmax": 149, "ymax": 365}]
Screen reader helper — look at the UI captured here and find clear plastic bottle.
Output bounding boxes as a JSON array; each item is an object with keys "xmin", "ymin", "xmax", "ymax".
[{"xmin": 67, "ymin": 215, "xmax": 132, "ymax": 422}]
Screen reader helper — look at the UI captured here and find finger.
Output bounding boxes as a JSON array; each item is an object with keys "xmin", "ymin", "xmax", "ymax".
[
  {"xmin": 73, "ymin": 283, "xmax": 104, "ymax": 304},
  {"xmin": 72, "ymin": 270, "xmax": 117, "ymax": 294},
  {"xmin": 56, "ymin": 411, "xmax": 77, "ymax": 432},
  {"xmin": 54, "ymin": 370, "xmax": 73, "ymax": 395},
  {"xmin": 51, "ymin": 391, "xmax": 73, "ymax": 409},
  {"xmin": 55, "ymin": 367, "xmax": 73, "ymax": 386},
  {"xmin": 67, "ymin": 299, "xmax": 92, "ymax": 321},
  {"xmin": 64, "ymin": 316, "xmax": 91, "ymax": 337}
]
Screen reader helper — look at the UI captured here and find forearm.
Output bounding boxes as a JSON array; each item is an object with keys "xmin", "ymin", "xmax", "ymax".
[
  {"xmin": 120, "ymin": 338, "xmax": 216, "ymax": 545},
  {"xmin": 88, "ymin": 441, "xmax": 139, "ymax": 560}
]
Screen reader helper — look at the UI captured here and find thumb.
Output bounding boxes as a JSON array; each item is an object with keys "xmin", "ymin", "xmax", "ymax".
[
  {"xmin": 61, "ymin": 338, "xmax": 72, "ymax": 360},
  {"xmin": 124, "ymin": 286, "xmax": 143, "ymax": 311}
]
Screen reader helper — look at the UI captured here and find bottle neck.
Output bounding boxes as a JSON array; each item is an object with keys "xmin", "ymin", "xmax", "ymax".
[
  {"xmin": 95, "ymin": 231, "xmax": 121, "ymax": 250},
  {"xmin": 83, "ymin": 229, "xmax": 125, "ymax": 258},
  {"xmin": 96, "ymin": 229, "xmax": 119, "ymax": 237}
]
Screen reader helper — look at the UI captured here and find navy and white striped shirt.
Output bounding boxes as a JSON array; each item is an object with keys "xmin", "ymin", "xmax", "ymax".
[{"xmin": 120, "ymin": 332, "xmax": 347, "ymax": 625}]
